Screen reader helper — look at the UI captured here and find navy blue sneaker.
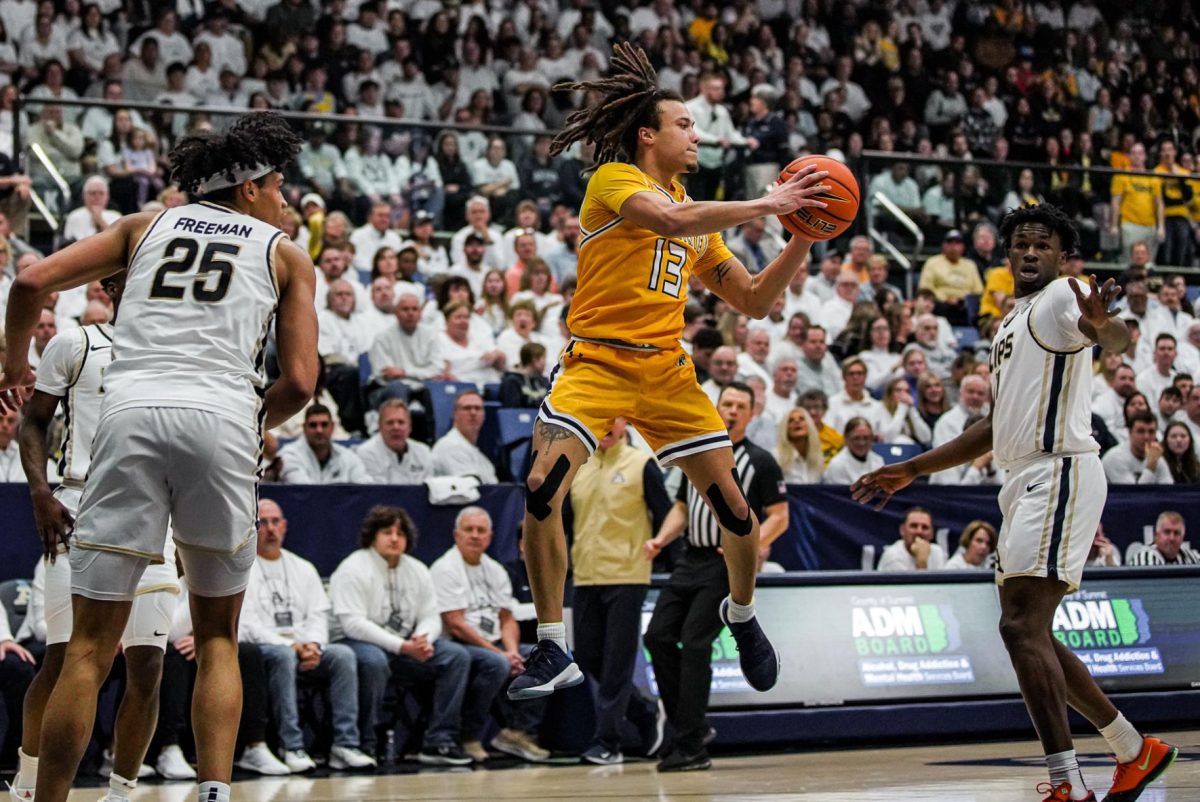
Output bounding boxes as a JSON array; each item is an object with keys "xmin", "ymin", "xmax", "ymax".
[
  {"xmin": 506, "ymin": 639, "xmax": 584, "ymax": 700},
  {"xmin": 657, "ymin": 747, "xmax": 711, "ymax": 772},
  {"xmin": 719, "ymin": 598, "xmax": 780, "ymax": 692}
]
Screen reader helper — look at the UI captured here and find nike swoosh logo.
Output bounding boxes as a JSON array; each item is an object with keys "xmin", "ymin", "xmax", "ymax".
[
  {"xmin": 1026, "ymin": 482, "xmax": 1044, "ymax": 492},
  {"xmin": 154, "ymin": 630, "xmax": 166, "ymax": 637},
  {"xmin": 89, "ymin": 345, "xmax": 110, "ymax": 352},
  {"xmin": 1137, "ymin": 745, "xmax": 1153, "ymax": 771}
]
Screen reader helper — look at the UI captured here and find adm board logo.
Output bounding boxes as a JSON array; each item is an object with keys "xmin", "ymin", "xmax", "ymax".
[
  {"xmin": 852, "ymin": 604, "xmax": 961, "ymax": 656},
  {"xmin": 1052, "ymin": 595, "xmax": 1150, "ymax": 649}
]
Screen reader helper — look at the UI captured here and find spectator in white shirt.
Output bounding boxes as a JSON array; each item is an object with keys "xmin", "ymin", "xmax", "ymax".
[
  {"xmin": 827, "ymin": 357, "xmax": 885, "ymax": 434},
  {"xmin": 241, "ymin": 500, "xmax": 376, "ymax": 772},
  {"xmin": 737, "ymin": 329, "xmax": 772, "ymax": 386},
  {"xmin": 439, "ymin": 300, "xmax": 505, "ymax": 387},
  {"xmin": 700, "ymin": 345, "xmax": 740, "ymax": 404},
  {"xmin": 685, "ymin": 73, "xmax": 748, "ymax": 200},
  {"xmin": 823, "ymin": 417, "xmax": 884, "ymax": 484},
  {"xmin": 932, "ymin": 374, "xmax": 990, "ymax": 447},
  {"xmin": 349, "ymin": 202, "xmax": 404, "ymax": 272},
  {"xmin": 450, "ymin": 198, "xmax": 506, "ymax": 274},
  {"xmin": 859, "ymin": 315, "xmax": 901, "ymax": 393},
  {"xmin": 764, "ymin": 357, "xmax": 799, "ymax": 423},
  {"xmin": 781, "ymin": 270, "xmax": 823, "ymax": 326},
  {"xmin": 818, "ymin": 270, "xmax": 862, "ymax": 342},
  {"xmin": 1095, "ymin": 363, "xmax": 1138, "ymax": 442},
  {"xmin": 62, "ymin": 175, "xmax": 120, "ymax": 243},
  {"xmin": 911, "ymin": 312, "xmax": 957, "ymax": 379},
  {"xmin": 878, "ymin": 507, "xmax": 947, "ymax": 570},
  {"xmin": 132, "ymin": 9, "xmax": 193, "ymax": 72},
  {"xmin": 1128, "ymin": 511, "xmax": 1200, "ymax": 565},
  {"xmin": 1102, "ymin": 412, "xmax": 1174, "ymax": 485},
  {"xmin": 431, "ymin": 507, "xmax": 546, "ymax": 762},
  {"xmin": 1136, "ymin": 334, "xmax": 1178, "ymax": 404},
  {"xmin": 330, "ymin": 506, "xmax": 476, "ymax": 766},
  {"xmin": 432, "ymin": 389, "xmax": 499, "ymax": 482},
  {"xmin": 368, "ymin": 291, "xmax": 447, "ymax": 405},
  {"xmin": 496, "ymin": 300, "xmax": 544, "ymax": 371},
  {"xmin": 278, "ymin": 405, "xmax": 373, "ymax": 485},
  {"xmin": 470, "ymin": 138, "xmax": 520, "ymax": 225},
  {"xmin": 794, "ymin": 324, "xmax": 844, "ymax": 398},
  {"xmin": 355, "ymin": 399, "xmax": 434, "ymax": 484}
]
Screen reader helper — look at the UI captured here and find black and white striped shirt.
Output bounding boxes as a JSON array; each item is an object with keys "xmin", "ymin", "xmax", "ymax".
[
  {"xmin": 1127, "ymin": 545, "xmax": 1200, "ymax": 566},
  {"xmin": 676, "ymin": 439, "xmax": 787, "ymax": 548}
]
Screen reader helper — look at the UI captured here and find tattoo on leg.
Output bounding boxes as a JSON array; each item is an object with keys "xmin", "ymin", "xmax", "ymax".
[
  {"xmin": 535, "ymin": 420, "xmax": 574, "ymax": 444},
  {"xmin": 526, "ymin": 454, "xmax": 571, "ymax": 521}
]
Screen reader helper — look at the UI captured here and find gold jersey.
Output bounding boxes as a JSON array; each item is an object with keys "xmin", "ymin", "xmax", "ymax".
[{"xmin": 568, "ymin": 162, "xmax": 733, "ymax": 349}]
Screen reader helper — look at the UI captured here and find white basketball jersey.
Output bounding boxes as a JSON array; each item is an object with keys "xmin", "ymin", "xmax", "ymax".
[
  {"xmin": 988, "ymin": 277, "xmax": 1098, "ymax": 470},
  {"xmin": 102, "ymin": 202, "xmax": 285, "ymax": 431},
  {"xmin": 33, "ymin": 323, "xmax": 113, "ymax": 483}
]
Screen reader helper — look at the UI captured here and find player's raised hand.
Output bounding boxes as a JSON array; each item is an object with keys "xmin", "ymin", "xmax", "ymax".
[
  {"xmin": 850, "ymin": 462, "xmax": 918, "ymax": 510},
  {"xmin": 1069, "ymin": 274, "xmax": 1122, "ymax": 328},
  {"xmin": 766, "ymin": 164, "xmax": 830, "ymax": 216}
]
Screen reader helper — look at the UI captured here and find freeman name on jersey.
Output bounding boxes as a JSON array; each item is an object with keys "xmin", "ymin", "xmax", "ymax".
[{"xmin": 172, "ymin": 216, "xmax": 254, "ymax": 238}]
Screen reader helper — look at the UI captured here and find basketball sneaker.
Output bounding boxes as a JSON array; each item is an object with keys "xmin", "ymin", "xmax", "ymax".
[
  {"xmin": 718, "ymin": 598, "xmax": 780, "ymax": 692},
  {"xmin": 1037, "ymin": 782, "xmax": 1096, "ymax": 801},
  {"xmin": 506, "ymin": 639, "xmax": 583, "ymax": 700},
  {"xmin": 1102, "ymin": 736, "xmax": 1178, "ymax": 802}
]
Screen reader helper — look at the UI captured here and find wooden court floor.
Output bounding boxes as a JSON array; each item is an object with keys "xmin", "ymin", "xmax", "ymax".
[{"xmin": 52, "ymin": 729, "xmax": 1199, "ymax": 801}]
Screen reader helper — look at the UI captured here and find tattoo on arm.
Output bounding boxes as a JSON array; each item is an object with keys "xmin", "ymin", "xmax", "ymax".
[
  {"xmin": 534, "ymin": 420, "xmax": 573, "ymax": 444},
  {"xmin": 712, "ymin": 259, "xmax": 733, "ymax": 287}
]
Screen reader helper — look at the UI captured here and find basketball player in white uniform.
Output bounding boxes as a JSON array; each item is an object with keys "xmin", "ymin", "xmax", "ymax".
[
  {"xmin": 14, "ymin": 272, "xmax": 179, "ymax": 802},
  {"xmin": 851, "ymin": 205, "xmax": 1176, "ymax": 802},
  {"xmin": 0, "ymin": 113, "xmax": 318, "ymax": 802}
]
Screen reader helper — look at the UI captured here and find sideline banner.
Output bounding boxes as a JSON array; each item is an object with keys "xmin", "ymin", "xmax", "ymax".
[{"xmin": 634, "ymin": 574, "xmax": 1200, "ymax": 708}]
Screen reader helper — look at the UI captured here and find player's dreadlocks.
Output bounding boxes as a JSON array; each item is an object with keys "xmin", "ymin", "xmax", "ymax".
[
  {"xmin": 550, "ymin": 42, "xmax": 682, "ymax": 167},
  {"xmin": 169, "ymin": 111, "xmax": 303, "ymax": 200},
  {"xmin": 999, "ymin": 202, "xmax": 1080, "ymax": 255}
]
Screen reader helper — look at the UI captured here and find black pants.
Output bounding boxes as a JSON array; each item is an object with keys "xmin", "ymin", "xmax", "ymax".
[
  {"xmin": 0, "ymin": 652, "xmax": 35, "ymax": 765},
  {"xmin": 688, "ymin": 165, "xmax": 725, "ymax": 201},
  {"xmin": 152, "ymin": 641, "xmax": 269, "ymax": 757},
  {"xmin": 1161, "ymin": 216, "xmax": 1194, "ymax": 267},
  {"xmin": 573, "ymin": 584, "xmax": 655, "ymax": 751},
  {"xmin": 324, "ymin": 363, "xmax": 366, "ymax": 436},
  {"xmin": 643, "ymin": 548, "xmax": 728, "ymax": 752}
]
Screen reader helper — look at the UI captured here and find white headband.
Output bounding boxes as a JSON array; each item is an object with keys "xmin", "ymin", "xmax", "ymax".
[{"xmin": 196, "ymin": 162, "xmax": 274, "ymax": 194}]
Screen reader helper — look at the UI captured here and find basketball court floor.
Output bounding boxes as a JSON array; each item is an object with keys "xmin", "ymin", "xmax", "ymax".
[{"xmin": 53, "ymin": 729, "xmax": 1198, "ymax": 801}]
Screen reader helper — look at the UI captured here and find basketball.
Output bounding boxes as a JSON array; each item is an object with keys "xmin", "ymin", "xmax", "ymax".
[{"xmin": 775, "ymin": 155, "xmax": 860, "ymax": 241}]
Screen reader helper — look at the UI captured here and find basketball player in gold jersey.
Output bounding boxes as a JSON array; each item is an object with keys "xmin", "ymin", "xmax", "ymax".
[{"xmin": 508, "ymin": 44, "xmax": 831, "ymax": 705}]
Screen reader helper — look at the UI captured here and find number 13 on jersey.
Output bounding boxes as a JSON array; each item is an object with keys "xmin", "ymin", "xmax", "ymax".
[{"xmin": 648, "ymin": 238, "xmax": 686, "ymax": 298}]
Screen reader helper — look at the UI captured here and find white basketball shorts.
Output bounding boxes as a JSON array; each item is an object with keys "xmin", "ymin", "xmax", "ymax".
[
  {"xmin": 70, "ymin": 407, "xmax": 259, "ymax": 601},
  {"xmin": 995, "ymin": 453, "xmax": 1106, "ymax": 593}
]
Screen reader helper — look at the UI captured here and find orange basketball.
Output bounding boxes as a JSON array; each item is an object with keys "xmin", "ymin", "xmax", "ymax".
[{"xmin": 775, "ymin": 155, "xmax": 860, "ymax": 241}]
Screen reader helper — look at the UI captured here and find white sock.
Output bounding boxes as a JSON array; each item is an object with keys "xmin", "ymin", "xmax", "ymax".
[
  {"xmin": 724, "ymin": 596, "xmax": 755, "ymax": 623},
  {"xmin": 15, "ymin": 747, "xmax": 38, "ymax": 789},
  {"xmin": 1099, "ymin": 713, "xmax": 1144, "ymax": 764},
  {"xmin": 1046, "ymin": 750, "xmax": 1089, "ymax": 800},
  {"xmin": 536, "ymin": 622, "xmax": 568, "ymax": 651},
  {"xmin": 197, "ymin": 781, "xmax": 231, "ymax": 802},
  {"xmin": 107, "ymin": 773, "xmax": 136, "ymax": 801}
]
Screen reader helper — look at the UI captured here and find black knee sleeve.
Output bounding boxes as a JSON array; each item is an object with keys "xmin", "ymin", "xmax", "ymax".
[
  {"xmin": 705, "ymin": 471, "xmax": 753, "ymax": 536},
  {"xmin": 525, "ymin": 454, "xmax": 571, "ymax": 521}
]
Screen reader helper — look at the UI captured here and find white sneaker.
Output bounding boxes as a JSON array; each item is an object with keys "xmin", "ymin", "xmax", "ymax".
[
  {"xmin": 7, "ymin": 781, "xmax": 35, "ymax": 801},
  {"xmin": 328, "ymin": 745, "xmax": 377, "ymax": 770},
  {"xmin": 235, "ymin": 742, "xmax": 291, "ymax": 776},
  {"xmin": 283, "ymin": 749, "xmax": 316, "ymax": 773},
  {"xmin": 97, "ymin": 749, "xmax": 155, "ymax": 780},
  {"xmin": 154, "ymin": 745, "xmax": 196, "ymax": 780}
]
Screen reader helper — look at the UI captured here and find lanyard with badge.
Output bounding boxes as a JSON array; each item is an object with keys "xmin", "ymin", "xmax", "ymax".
[
  {"xmin": 466, "ymin": 563, "xmax": 499, "ymax": 642},
  {"xmin": 385, "ymin": 568, "xmax": 414, "ymax": 638},
  {"xmin": 260, "ymin": 558, "xmax": 294, "ymax": 634}
]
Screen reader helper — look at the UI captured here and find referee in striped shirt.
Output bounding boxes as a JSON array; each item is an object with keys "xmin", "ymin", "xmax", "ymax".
[
  {"xmin": 1127, "ymin": 511, "xmax": 1200, "ymax": 565},
  {"xmin": 643, "ymin": 382, "xmax": 789, "ymax": 772}
]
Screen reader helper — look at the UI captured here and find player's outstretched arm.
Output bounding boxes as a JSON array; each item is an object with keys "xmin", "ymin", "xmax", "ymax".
[
  {"xmin": 18, "ymin": 390, "xmax": 73, "ymax": 561},
  {"xmin": 699, "ymin": 235, "xmax": 813, "ymax": 319},
  {"xmin": 619, "ymin": 164, "xmax": 830, "ymax": 240},
  {"xmin": 1071, "ymin": 275, "xmax": 1130, "ymax": 353},
  {"xmin": 851, "ymin": 416, "xmax": 994, "ymax": 509},
  {"xmin": 0, "ymin": 213, "xmax": 153, "ymax": 409},
  {"xmin": 265, "ymin": 238, "xmax": 319, "ymax": 430}
]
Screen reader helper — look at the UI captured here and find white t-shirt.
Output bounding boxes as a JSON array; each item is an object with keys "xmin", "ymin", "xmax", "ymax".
[{"xmin": 429, "ymin": 547, "xmax": 514, "ymax": 644}]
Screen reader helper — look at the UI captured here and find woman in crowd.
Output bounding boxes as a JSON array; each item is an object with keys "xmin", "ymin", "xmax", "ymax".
[
  {"xmin": 775, "ymin": 407, "xmax": 825, "ymax": 484},
  {"xmin": 1092, "ymin": 349, "xmax": 1125, "ymax": 398},
  {"xmin": 823, "ymin": 417, "xmax": 884, "ymax": 485},
  {"xmin": 435, "ymin": 131, "xmax": 474, "ymax": 230},
  {"xmin": 944, "ymin": 521, "xmax": 997, "ymax": 570},
  {"xmin": 496, "ymin": 300, "xmax": 544, "ymax": 370},
  {"xmin": 510, "ymin": 258, "xmax": 562, "ymax": 317},
  {"xmin": 916, "ymin": 371, "xmax": 949, "ymax": 430},
  {"xmin": 476, "ymin": 268, "xmax": 511, "ymax": 337},
  {"xmin": 438, "ymin": 300, "xmax": 506, "ymax": 386},
  {"xmin": 1163, "ymin": 421, "xmax": 1200, "ymax": 484},
  {"xmin": 371, "ymin": 247, "xmax": 400, "ymax": 283},
  {"xmin": 877, "ymin": 377, "xmax": 932, "ymax": 446}
]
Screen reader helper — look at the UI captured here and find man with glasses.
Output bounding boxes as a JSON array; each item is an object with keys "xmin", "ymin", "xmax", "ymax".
[{"xmin": 431, "ymin": 389, "xmax": 499, "ymax": 482}]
